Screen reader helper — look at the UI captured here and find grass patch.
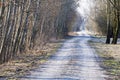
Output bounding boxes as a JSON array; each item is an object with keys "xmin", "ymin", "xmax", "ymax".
[
  {"xmin": 89, "ymin": 40, "xmax": 120, "ymax": 80},
  {"xmin": 100, "ymin": 55, "xmax": 120, "ymax": 80}
]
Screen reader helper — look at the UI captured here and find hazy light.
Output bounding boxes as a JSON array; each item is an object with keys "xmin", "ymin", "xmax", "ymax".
[
  {"xmin": 76, "ymin": 0, "xmax": 94, "ymax": 17},
  {"xmin": 75, "ymin": 0, "xmax": 95, "ymax": 32}
]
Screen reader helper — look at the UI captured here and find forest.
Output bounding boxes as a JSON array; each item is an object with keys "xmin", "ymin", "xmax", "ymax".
[
  {"xmin": 0, "ymin": 0, "xmax": 77, "ymax": 64},
  {"xmin": 0, "ymin": 0, "xmax": 120, "ymax": 79}
]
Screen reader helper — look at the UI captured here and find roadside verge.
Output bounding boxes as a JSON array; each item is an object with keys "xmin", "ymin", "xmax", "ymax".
[
  {"xmin": 0, "ymin": 41, "xmax": 62, "ymax": 80},
  {"xmin": 89, "ymin": 37, "xmax": 120, "ymax": 80}
]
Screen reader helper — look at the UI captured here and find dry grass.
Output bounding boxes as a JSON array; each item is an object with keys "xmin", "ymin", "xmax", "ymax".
[
  {"xmin": 89, "ymin": 37, "xmax": 120, "ymax": 80},
  {"xmin": 68, "ymin": 32, "xmax": 78, "ymax": 36},
  {"xmin": 93, "ymin": 43, "xmax": 120, "ymax": 60},
  {"xmin": 0, "ymin": 42, "xmax": 61, "ymax": 80}
]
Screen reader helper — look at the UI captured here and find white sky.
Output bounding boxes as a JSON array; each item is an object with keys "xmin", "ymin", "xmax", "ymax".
[{"xmin": 76, "ymin": 0, "xmax": 94, "ymax": 17}]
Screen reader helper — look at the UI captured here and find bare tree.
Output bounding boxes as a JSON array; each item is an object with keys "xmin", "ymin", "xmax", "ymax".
[{"xmin": 0, "ymin": 0, "xmax": 77, "ymax": 64}]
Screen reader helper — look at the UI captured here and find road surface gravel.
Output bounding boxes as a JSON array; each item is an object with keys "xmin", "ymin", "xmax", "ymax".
[{"xmin": 19, "ymin": 32, "xmax": 108, "ymax": 80}]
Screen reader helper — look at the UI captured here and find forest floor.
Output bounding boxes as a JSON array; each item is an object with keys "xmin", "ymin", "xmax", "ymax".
[
  {"xmin": 0, "ymin": 40, "xmax": 63, "ymax": 80},
  {"xmin": 89, "ymin": 37, "xmax": 120, "ymax": 80}
]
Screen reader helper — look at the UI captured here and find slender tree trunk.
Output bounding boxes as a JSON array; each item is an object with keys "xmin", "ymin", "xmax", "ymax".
[
  {"xmin": 106, "ymin": 0, "xmax": 111, "ymax": 44},
  {"xmin": 112, "ymin": 0, "xmax": 119, "ymax": 44}
]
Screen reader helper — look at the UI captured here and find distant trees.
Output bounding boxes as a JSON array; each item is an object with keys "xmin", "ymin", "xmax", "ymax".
[
  {"xmin": 0, "ymin": 0, "xmax": 77, "ymax": 64},
  {"xmin": 90, "ymin": 0, "xmax": 120, "ymax": 44},
  {"xmin": 85, "ymin": 0, "xmax": 107, "ymax": 35}
]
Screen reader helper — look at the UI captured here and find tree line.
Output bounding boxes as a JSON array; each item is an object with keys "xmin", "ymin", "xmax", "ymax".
[
  {"xmin": 106, "ymin": 0, "xmax": 120, "ymax": 44},
  {"xmin": 88, "ymin": 0, "xmax": 119, "ymax": 44},
  {"xmin": 0, "ymin": 0, "xmax": 77, "ymax": 64}
]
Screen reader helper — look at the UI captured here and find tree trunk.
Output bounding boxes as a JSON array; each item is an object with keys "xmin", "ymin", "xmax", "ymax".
[{"xmin": 106, "ymin": 0, "xmax": 111, "ymax": 44}]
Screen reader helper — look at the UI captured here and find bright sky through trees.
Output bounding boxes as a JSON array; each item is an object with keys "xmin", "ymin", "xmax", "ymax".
[{"xmin": 76, "ymin": 0, "xmax": 94, "ymax": 17}]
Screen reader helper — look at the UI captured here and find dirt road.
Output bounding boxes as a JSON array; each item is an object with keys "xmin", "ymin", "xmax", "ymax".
[{"xmin": 19, "ymin": 32, "xmax": 107, "ymax": 80}]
